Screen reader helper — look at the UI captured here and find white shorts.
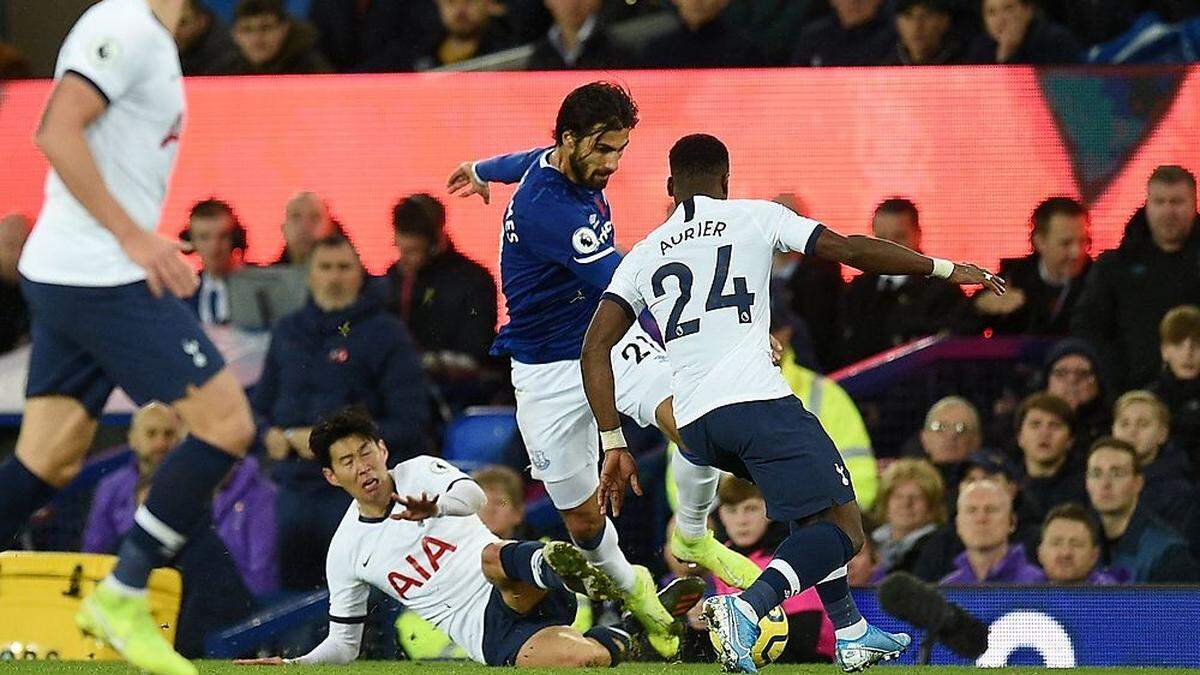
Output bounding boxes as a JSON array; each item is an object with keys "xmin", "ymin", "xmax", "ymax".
[{"xmin": 511, "ymin": 325, "xmax": 671, "ymax": 510}]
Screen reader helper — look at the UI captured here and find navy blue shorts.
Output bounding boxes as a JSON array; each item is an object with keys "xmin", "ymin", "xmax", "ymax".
[
  {"xmin": 21, "ymin": 278, "xmax": 225, "ymax": 416},
  {"xmin": 679, "ymin": 395, "xmax": 857, "ymax": 522},
  {"xmin": 480, "ymin": 582, "xmax": 578, "ymax": 666}
]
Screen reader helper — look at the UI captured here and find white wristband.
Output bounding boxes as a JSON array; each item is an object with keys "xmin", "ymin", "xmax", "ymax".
[
  {"xmin": 930, "ymin": 258, "xmax": 954, "ymax": 279},
  {"xmin": 600, "ymin": 427, "xmax": 627, "ymax": 451}
]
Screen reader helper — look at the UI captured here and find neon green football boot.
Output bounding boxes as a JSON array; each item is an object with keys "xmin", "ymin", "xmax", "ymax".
[
  {"xmin": 76, "ymin": 582, "xmax": 196, "ymax": 675},
  {"xmin": 624, "ymin": 565, "xmax": 680, "ymax": 659},
  {"xmin": 671, "ymin": 528, "xmax": 763, "ymax": 590}
]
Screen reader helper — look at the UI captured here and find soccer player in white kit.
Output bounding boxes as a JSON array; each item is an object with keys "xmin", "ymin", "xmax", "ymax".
[
  {"xmin": 582, "ymin": 134, "xmax": 1005, "ymax": 673},
  {"xmin": 0, "ymin": 2, "xmax": 256, "ymax": 674},
  {"xmin": 235, "ymin": 407, "xmax": 694, "ymax": 668}
]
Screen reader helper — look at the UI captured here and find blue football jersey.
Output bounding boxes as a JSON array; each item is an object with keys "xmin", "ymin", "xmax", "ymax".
[{"xmin": 475, "ymin": 148, "xmax": 620, "ymax": 364}]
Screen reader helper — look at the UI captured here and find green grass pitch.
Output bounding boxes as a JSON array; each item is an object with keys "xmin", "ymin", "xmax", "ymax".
[{"xmin": 0, "ymin": 663, "xmax": 1198, "ymax": 674}]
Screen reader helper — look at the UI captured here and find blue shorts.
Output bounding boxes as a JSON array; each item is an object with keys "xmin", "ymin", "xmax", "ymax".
[
  {"xmin": 21, "ymin": 278, "xmax": 225, "ymax": 416},
  {"xmin": 480, "ymin": 582, "xmax": 578, "ymax": 666},
  {"xmin": 679, "ymin": 395, "xmax": 857, "ymax": 522}
]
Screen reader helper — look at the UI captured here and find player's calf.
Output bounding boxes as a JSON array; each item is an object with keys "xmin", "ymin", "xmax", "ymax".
[{"xmin": 515, "ymin": 624, "xmax": 630, "ymax": 668}]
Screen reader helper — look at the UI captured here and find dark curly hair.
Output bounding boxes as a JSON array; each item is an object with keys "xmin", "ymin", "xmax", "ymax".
[
  {"xmin": 552, "ymin": 81, "xmax": 638, "ymax": 147},
  {"xmin": 310, "ymin": 406, "xmax": 382, "ymax": 469}
]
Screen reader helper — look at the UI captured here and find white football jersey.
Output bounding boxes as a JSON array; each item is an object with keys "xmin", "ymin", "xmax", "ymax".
[
  {"xmin": 20, "ymin": 0, "xmax": 185, "ymax": 287},
  {"xmin": 604, "ymin": 196, "xmax": 825, "ymax": 427},
  {"xmin": 324, "ymin": 456, "xmax": 499, "ymax": 664}
]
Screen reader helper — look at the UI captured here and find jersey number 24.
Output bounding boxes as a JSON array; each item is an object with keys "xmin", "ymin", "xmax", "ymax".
[{"xmin": 652, "ymin": 245, "xmax": 755, "ymax": 342}]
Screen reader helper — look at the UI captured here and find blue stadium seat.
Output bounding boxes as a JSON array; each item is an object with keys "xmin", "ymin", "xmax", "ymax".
[{"xmin": 441, "ymin": 406, "xmax": 519, "ymax": 472}]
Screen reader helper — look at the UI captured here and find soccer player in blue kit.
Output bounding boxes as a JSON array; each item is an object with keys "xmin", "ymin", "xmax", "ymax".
[
  {"xmin": 580, "ymin": 134, "xmax": 1005, "ymax": 673},
  {"xmin": 447, "ymin": 82, "xmax": 762, "ymax": 657}
]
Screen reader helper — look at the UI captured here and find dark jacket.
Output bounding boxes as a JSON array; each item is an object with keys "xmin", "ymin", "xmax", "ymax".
[
  {"xmin": 1150, "ymin": 372, "xmax": 1200, "ymax": 475},
  {"xmin": 179, "ymin": 8, "xmax": 238, "ymax": 75},
  {"xmin": 967, "ymin": 16, "xmax": 1083, "ymax": 64},
  {"xmin": 0, "ymin": 279, "xmax": 29, "ymax": 353},
  {"xmin": 229, "ymin": 20, "xmax": 333, "ymax": 75},
  {"xmin": 376, "ymin": 245, "xmax": 498, "ymax": 362},
  {"xmin": 1140, "ymin": 442, "xmax": 1200, "ymax": 544},
  {"xmin": 780, "ymin": 255, "xmax": 844, "ymax": 373},
  {"xmin": 791, "ymin": 12, "xmax": 896, "ymax": 66},
  {"xmin": 838, "ymin": 274, "xmax": 964, "ymax": 366},
  {"xmin": 638, "ymin": 16, "xmax": 766, "ymax": 68},
  {"xmin": 1018, "ymin": 459, "xmax": 1088, "ymax": 526},
  {"xmin": 940, "ymin": 543, "xmax": 1047, "ymax": 584},
  {"xmin": 526, "ymin": 21, "xmax": 631, "ymax": 70},
  {"xmin": 962, "ymin": 253, "xmax": 1091, "ymax": 336},
  {"xmin": 411, "ymin": 24, "xmax": 518, "ymax": 71},
  {"xmin": 879, "ymin": 34, "xmax": 971, "ymax": 65},
  {"xmin": 1106, "ymin": 504, "xmax": 1200, "ymax": 582},
  {"xmin": 1071, "ymin": 209, "xmax": 1200, "ymax": 392},
  {"xmin": 309, "ymin": 0, "xmax": 432, "ymax": 72},
  {"xmin": 910, "ymin": 521, "xmax": 1042, "ymax": 583},
  {"xmin": 252, "ymin": 293, "xmax": 430, "ymax": 484}
]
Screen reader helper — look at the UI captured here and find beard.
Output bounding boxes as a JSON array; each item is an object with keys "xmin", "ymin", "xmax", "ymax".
[{"xmin": 569, "ymin": 149, "xmax": 612, "ymax": 189}]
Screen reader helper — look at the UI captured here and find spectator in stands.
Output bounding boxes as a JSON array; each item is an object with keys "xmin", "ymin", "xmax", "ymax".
[
  {"xmin": 1073, "ymin": 165, "xmax": 1200, "ymax": 392},
  {"xmin": 273, "ymin": 191, "xmax": 336, "ymax": 267},
  {"xmin": 1043, "ymin": 338, "xmax": 1110, "ymax": 448},
  {"xmin": 1036, "ymin": 503, "xmax": 1126, "ymax": 584},
  {"xmin": 724, "ymin": 0, "xmax": 826, "ymax": 65},
  {"xmin": 229, "ymin": 0, "xmax": 332, "ymax": 75},
  {"xmin": 791, "ymin": 0, "xmax": 896, "ymax": 66},
  {"xmin": 0, "ymin": 214, "xmax": 31, "ymax": 353},
  {"xmin": 379, "ymin": 194, "xmax": 498, "ymax": 399},
  {"xmin": 941, "ymin": 479, "xmax": 1045, "ymax": 584},
  {"xmin": 839, "ymin": 198, "xmax": 964, "ymax": 366},
  {"xmin": 472, "ymin": 464, "xmax": 527, "ymax": 539},
  {"xmin": 967, "ymin": 0, "xmax": 1082, "ymax": 63},
  {"xmin": 254, "ymin": 234, "xmax": 430, "ymax": 590},
  {"xmin": 0, "ymin": 42, "xmax": 31, "ymax": 79},
  {"xmin": 882, "ymin": 0, "xmax": 970, "ymax": 65},
  {"xmin": 638, "ymin": 0, "xmax": 765, "ymax": 68},
  {"xmin": 1014, "ymin": 392, "xmax": 1087, "ymax": 524},
  {"xmin": 967, "ymin": 197, "xmax": 1091, "ymax": 336},
  {"xmin": 176, "ymin": 0, "xmax": 238, "ymax": 75},
  {"xmin": 870, "ymin": 459, "xmax": 945, "ymax": 581},
  {"xmin": 772, "ymin": 193, "xmax": 843, "ymax": 373},
  {"xmin": 915, "ymin": 396, "xmax": 982, "ymax": 493},
  {"xmin": 1086, "ymin": 437, "xmax": 1200, "ymax": 582},
  {"xmin": 771, "ymin": 302, "xmax": 878, "ymax": 508},
  {"xmin": 714, "ymin": 477, "xmax": 833, "ymax": 663},
  {"xmin": 527, "ymin": 0, "xmax": 630, "ymax": 69},
  {"xmin": 309, "ymin": 0, "xmax": 429, "ymax": 72},
  {"xmin": 1151, "ymin": 305, "xmax": 1200, "ymax": 466},
  {"xmin": 182, "ymin": 199, "xmax": 245, "ymax": 326},
  {"xmin": 1111, "ymin": 390, "xmax": 1198, "ymax": 535},
  {"xmin": 412, "ymin": 0, "xmax": 517, "ymax": 70}
]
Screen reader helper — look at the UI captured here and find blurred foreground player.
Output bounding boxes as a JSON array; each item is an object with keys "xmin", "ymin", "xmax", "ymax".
[
  {"xmin": 235, "ymin": 408, "xmax": 701, "ymax": 668},
  {"xmin": 582, "ymin": 134, "xmax": 1003, "ymax": 673},
  {"xmin": 0, "ymin": 1, "xmax": 256, "ymax": 673},
  {"xmin": 447, "ymin": 81, "xmax": 760, "ymax": 657}
]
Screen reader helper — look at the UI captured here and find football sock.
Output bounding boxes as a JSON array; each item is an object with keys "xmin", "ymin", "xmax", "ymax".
[
  {"xmin": 573, "ymin": 518, "xmax": 636, "ymax": 592},
  {"xmin": 671, "ymin": 446, "xmax": 718, "ymax": 540},
  {"xmin": 585, "ymin": 625, "xmax": 632, "ymax": 667},
  {"xmin": 738, "ymin": 520, "xmax": 851, "ymax": 621},
  {"xmin": 0, "ymin": 456, "xmax": 57, "ymax": 548},
  {"xmin": 499, "ymin": 541, "xmax": 568, "ymax": 592},
  {"xmin": 816, "ymin": 567, "xmax": 867, "ymax": 640}
]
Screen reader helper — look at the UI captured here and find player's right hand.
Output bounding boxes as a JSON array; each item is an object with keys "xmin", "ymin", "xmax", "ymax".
[
  {"xmin": 446, "ymin": 161, "xmax": 491, "ymax": 204},
  {"xmin": 120, "ymin": 228, "xmax": 198, "ymax": 299},
  {"xmin": 599, "ymin": 448, "xmax": 642, "ymax": 518},
  {"xmin": 233, "ymin": 657, "xmax": 286, "ymax": 665}
]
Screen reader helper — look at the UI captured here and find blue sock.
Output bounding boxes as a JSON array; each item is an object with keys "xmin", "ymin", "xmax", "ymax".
[
  {"xmin": 738, "ymin": 520, "xmax": 851, "ymax": 620},
  {"xmin": 0, "ymin": 456, "xmax": 57, "ymax": 549},
  {"xmin": 111, "ymin": 436, "xmax": 235, "ymax": 589},
  {"xmin": 499, "ymin": 541, "xmax": 569, "ymax": 592},
  {"xmin": 584, "ymin": 625, "xmax": 631, "ymax": 666},
  {"xmin": 816, "ymin": 570, "xmax": 866, "ymax": 640}
]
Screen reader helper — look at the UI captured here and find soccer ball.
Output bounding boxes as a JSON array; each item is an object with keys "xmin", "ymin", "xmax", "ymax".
[{"xmin": 709, "ymin": 605, "xmax": 790, "ymax": 667}]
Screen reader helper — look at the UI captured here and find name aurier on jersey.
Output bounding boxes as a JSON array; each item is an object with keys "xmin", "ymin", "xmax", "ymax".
[{"xmin": 659, "ymin": 220, "xmax": 727, "ymax": 255}]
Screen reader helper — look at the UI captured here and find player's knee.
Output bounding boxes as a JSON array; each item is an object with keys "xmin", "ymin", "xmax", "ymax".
[
  {"xmin": 561, "ymin": 506, "xmax": 603, "ymax": 543},
  {"xmin": 191, "ymin": 407, "xmax": 254, "ymax": 456}
]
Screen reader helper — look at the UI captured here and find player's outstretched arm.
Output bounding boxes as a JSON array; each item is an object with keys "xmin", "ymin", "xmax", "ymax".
[
  {"xmin": 35, "ymin": 74, "xmax": 196, "ymax": 298},
  {"xmin": 581, "ymin": 299, "xmax": 642, "ymax": 517},
  {"xmin": 235, "ymin": 622, "xmax": 363, "ymax": 666},
  {"xmin": 447, "ymin": 147, "xmax": 547, "ymax": 204},
  {"xmin": 812, "ymin": 228, "xmax": 1005, "ymax": 296}
]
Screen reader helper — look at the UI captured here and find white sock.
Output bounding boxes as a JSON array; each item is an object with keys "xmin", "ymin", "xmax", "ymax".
[
  {"xmin": 102, "ymin": 575, "xmax": 147, "ymax": 598},
  {"xmin": 577, "ymin": 518, "xmax": 637, "ymax": 592},
  {"xmin": 672, "ymin": 446, "xmax": 719, "ymax": 540},
  {"xmin": 836, "ymin": 619, "xmax": 869, "ymax": 641},
  {"xmin": 529, "ymin": 548, "xmax": 550, "ymax": 590}
]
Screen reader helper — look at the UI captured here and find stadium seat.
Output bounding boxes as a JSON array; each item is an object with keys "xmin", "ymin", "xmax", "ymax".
[{"xmin": 441, "ymin": 406, "xmax": 519, "ymax": 472}]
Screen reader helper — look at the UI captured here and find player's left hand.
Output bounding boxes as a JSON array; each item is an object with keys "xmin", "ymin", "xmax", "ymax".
[
  {"xmin": 446, "ymin": 162, "xmax": 491, "ymax": 204},
  {"xmin": 599, "ymin": 448, "xmax": 642, "ymax": 517},
  {"xmin": 949, "ymin": 262, "xmax": 1006, "ymax": 296},
  {"xmin": 770, "ymin": 335, "xmax": 784, "ymax": 366},
  {"xmin": 393, "ymin": 491, "xmax": 440, "ymax": 521},
  {"xmin": 233, "ymin": 656, "xmax": 286, "ymax": 665}
]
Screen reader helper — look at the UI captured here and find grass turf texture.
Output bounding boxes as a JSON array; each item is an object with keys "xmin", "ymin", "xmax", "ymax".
[{"xmin": 0, "ymin": 664, "xmax": 1197, "ymax": 674}]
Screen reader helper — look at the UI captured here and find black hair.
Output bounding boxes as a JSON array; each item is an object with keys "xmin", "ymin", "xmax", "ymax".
[
  {"xmin": 668, "ymin": 133, "xmax": 730, "ymax": 180},
  {"xmin": 235, "ymin": 0, "xmax": 285, "ymax": 21},
  {"xmin": 182, "ymin": 198, "xmax": 247, "ymax": 251},
  {"xmin": 310, "ymin": 406, "xmax": 382, "ymax": 469},
  {"xmin": 874, "ymin": 197, "xmax": 920, "ymax": 229},
  {"xmin": 1041, "ymin": 502, "xmax": 1102, "ymax": 548},
  {"xmin": 392, "ymin": 193, "xmax": 446, "ymax": 241},
  {"xmin": 1149, "ymin": 164, "xmax": 1197, "ymax": 191},
  {"xmin": 1031, "ymin": 196, "xmax": 1087, "ymax": 239},
  {"xmin": 552, "ymin": 81, "xmax": 639, "ymax": 147}
]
